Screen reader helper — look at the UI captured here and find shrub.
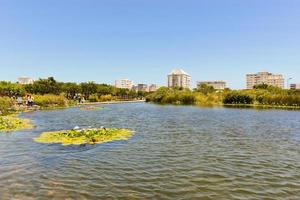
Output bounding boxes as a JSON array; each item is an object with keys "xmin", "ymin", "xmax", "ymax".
[
  {"xmin": 33, "ymin": 95, "xmax": 68, "ymax": 107},
  {"xmin": 223, "ymin": 92, "xmax": 253, "ymax": 104},
  {"xmin": 98, "ymin": 94, "xmax": 113, "ymax": 102},
  {"xmin": 0, "ymin": 97, "xmax": 14, "ymax": 115},
  {"xmin": 88, "ymin": 94, "xmax": 99, "ymax": 102}
]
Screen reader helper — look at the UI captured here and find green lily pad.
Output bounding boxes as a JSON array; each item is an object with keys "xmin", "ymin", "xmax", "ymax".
[{"xmin": 34, "ymin": 128, "xmax": 134, "ymax": 145}]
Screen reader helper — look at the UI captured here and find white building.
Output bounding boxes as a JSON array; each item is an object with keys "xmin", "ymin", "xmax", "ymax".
[
  {"xmin": 18, "ymin": 77, "xmax": 34, "ymax": 85},
  {"xmin": 246, "ymin": 72, "xmax": 284, "ymax": 89},
  {"xmin": 290, "ymin": 84, "xmax": 300, "ymax": 90},
  {"xmin": 115, "ymin": 79, "xmax": 134, "ymax": 89},
  {"xmin": 197, "ymin": 81, "xmax": 226, "ymax": 90},
  {"xmin": 167, "ymin": 69, "xmax": 191, "ymax": 89}
]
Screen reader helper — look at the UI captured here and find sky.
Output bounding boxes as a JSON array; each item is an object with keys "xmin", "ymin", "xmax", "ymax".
[{"xmin": 0, "ymin": 0, "xmax": 300, "ymax": 88}]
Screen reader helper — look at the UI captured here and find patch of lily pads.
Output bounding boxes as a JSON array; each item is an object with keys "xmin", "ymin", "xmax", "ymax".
[
  {"xmin": 0, "ymin": 115, "xmax": 34, "ymax": 132},
  {"xmin": 79, "ymin": 106, "xmax": 104, "ymax": 111},
  {"xmin": 34, "ymin": 127, "xmax": 134, "ymax": 145}
]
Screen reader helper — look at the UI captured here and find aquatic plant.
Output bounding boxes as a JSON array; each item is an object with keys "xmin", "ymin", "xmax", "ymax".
[
  {"xmin": 34, "ymin": 128, "xmax": 134, "ymax": 145},
  {"xmin": 79, "ymin": 106, "xmax": 104, "ymax": 111},
  {"xmin": 0, "ymin": 115, "xmax": 33, "ymax": 132}
]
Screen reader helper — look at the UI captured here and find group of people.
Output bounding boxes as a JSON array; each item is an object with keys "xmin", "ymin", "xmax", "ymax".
[
  {"xmin": 16, "ymin": 95, "xmax": 34, "ymax": 107},
  {"xmin": 74, "ymin": 94, "xmax": 86, "ymax": 104}
]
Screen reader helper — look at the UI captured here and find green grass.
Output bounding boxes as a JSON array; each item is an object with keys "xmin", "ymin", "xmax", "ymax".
[{"xmin": 34, "ymin": 128, "xmax": 134, "ymax": 145}]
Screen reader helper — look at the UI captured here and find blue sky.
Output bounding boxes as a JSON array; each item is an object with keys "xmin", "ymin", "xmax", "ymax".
[{"xmin": 0, "ymin": 0, "xmax": 299, "ymax": 88}]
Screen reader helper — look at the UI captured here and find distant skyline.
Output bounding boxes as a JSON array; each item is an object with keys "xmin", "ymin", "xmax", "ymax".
[{"xmin": 1, "ymin": 0, "xmax": 300, "ymax": 88}]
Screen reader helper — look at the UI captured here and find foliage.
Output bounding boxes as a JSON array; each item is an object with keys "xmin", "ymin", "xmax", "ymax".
[
  {"xmin": 34, "ymin": 128, "xmax": 134, "ymax": 145},
  {"xmin": 0, "ymin": 115, "xmax": 33, "ymax": 132},
  {"xmin": 88, "ymin": 94, "xmax": 99, "ymax": 102},
  {"xmin": 0, "ymin": 97, "xmax": 14, "ymax": 115},
  {"xmin": 146, "ymin": 87, "xmax": 196, "ymax": 105},
  {"xmin": 98, "ymin": 94, "xmax": 114, "ymax": 102},
  {"xmin": 147, "ymin": 86, "xmax": 300, "ymax": 108},
  {"xmin": 33, "ymin": 94, "xmax": 68, "ymax": 107},
  {"xmin": 80, "ymin": 82, "xmax": 98, "ymax": 99},
  {"xmin": 0, "ymin": 81, "xmax": 25, "ymax": 97},
  {"xmin": 61, "ymin": 82, "xmax": 80, "ymax": 99},
  {"xmin": 25, "ymin": 77, "xmax": 61, "ymax": 95},
  {"xmin": 223, "ymin": 92, "xmax": 254, "ymax": 104},
  {"xmin": 195, "ymin": 83, "xmax": 215, "ymax": 95}
]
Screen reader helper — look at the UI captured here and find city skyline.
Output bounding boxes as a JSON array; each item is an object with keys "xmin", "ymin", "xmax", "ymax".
[{"xmin": 1, "ymin": 0, "xmax": 300, "ymax": 88}]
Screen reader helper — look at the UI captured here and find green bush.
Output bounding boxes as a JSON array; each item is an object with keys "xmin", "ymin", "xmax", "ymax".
[
  {"xmin": 0, "ymin": 97, "xmax": 14, "ymax": 115},
  {"xmin": 34, "ymin": 95, "xmax": 68, "ymax": 107},
  {"xmin": 88, "ymin": 94, "xmax": 99, "ymax": 102},
  {"xmin": 223, "ymin": 92, "xmax": 253, "ymax": 104}
]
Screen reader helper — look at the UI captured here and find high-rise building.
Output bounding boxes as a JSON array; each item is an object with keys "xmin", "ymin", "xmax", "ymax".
[
  {"xmin": 246, "ymin": 72, "xmax": 284, "ymax": 89},
  {"xmin": 115, "ymin": 79, "xmax": 133, "ymax": 89},
  {"xmin": 148, "ymin": 84, "xmax": 158, "ymax": 92},
  {"xmin": 197, "ymin": 81, "xmax": 226, "ymax": 90},
  {"xmin": 167, "ymin": 69, "xmax": 191, "ymax": 89},
  {"xmin": 137, "ymin": 84, "xmax": 148, "ymax": 92},
  {"xmin": 290, "ymin": 84, "xmax": 300, "ymax": 90},
  {"xmin": 17, "ymin": 77, "xmax": 34, "ymax": 85}
]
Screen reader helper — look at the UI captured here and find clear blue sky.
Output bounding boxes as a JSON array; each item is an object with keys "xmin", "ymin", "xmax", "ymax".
[{"xmin": 0, "ymin": 0, "xmax": 300, "ymax": 88}]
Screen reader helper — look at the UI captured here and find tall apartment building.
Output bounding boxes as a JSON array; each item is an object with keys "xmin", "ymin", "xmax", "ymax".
[
  {"xmin": 167, "ymin": 69, "xmax": 191, "ymax": 89},
  {"xmin": 246, "ymin": 72, "xmax": 284, "ymax": 89},
  {"xmin": 115, "ymin": 79, "xmax": 133, "ymax": 90},
  {"xmin": 197, "ymin": 81, "xmax": 226, "ymax": 90},
  {"xmin": 137, "ymin": 84, "xmax": 148, "ymax": 92},
  {"xmin": 148, "ymin": 84, "xmax": 158, "ymax": 92},
  {"xmin": 17, "ymin": 77, "xmax": 34, "ymax": 85},
  {"xmin": 290, "ymin": 84, "xmax": 300, "ymax": 90}
]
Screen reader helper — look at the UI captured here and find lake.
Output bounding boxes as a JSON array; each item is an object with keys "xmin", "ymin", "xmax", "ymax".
[{"xmin": 0, "ymin": 103, "xmax": 300, "ymax": 199}]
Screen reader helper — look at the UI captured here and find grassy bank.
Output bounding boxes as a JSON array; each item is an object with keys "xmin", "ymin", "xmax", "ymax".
[{"xmin": 146, "ymin": 85, "xmax": 300, "ymax": 109}]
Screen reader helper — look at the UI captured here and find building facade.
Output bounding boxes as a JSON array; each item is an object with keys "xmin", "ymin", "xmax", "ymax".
[
  {"xmin": 246, "ymin": 72, "xmax": 284, "ymax": 89},
  {"xmin": 167, "ymin": 69, "xmax": 191, "ymax": 89},
  {"xmin": 137, "ymin": 84, "xmax": 148, "ymax": 92},
  {"xmin": 197, "ymin": 81, "xmax": 226, "ymax": 90},
  {"xmin": 18, "ymin": 77, "xmax": 34, "ymax": 85},
  {"xmin": 148, "ymin": 84, "xmax": 158, "ymax": 92},
  {"xmin": 290, "ymin": 84, "xmax": 300, "ymax": 90},
  {"xmin": 115, "ymin": 79, "xmax": 134, "ymax": 89}
]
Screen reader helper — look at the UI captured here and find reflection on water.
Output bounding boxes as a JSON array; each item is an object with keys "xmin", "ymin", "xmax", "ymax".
[{"xmin": 0, "ymin": 103, "xmax": 300, "ymax": 199}]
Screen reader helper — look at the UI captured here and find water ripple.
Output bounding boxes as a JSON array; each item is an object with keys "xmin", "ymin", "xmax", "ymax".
[{"xmin": 0, "ymin": 104, "xmax": 300, "ymax": 199}]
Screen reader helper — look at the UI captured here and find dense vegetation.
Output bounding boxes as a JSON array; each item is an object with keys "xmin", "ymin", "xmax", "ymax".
[
  {"xmin": 146, "ymin": 84, "xmax": 300, "ymax": 108},
  {"xmin": 0, "ymin": 77, "xmax": 149, "ymax": 115},
  {"xmin": 1, "ymin": 77, "xmax": 148, "ymax": 100},
  {"xmin": 34, "ymin": 128, "xmax": 133, "ymax": 145}
]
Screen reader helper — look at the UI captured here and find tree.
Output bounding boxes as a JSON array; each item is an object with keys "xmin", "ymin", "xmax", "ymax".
[
  {"xmin": 61, "ymin": 82, "xmax": 80, "ymax": 99},
  {"xmin": 0, "ymin": 81, "xmax": 25, "ymax": 97},
  {"xmin": 196, "ymin": 84, "xmax": 215, "ymax": 95},
  {"xmin": 80, "ymin": 82, "xmax": 97, "ymax": 99},
  {"xmin": 25, "ymin": 77, "xmax": 61, "ymax": 95}
]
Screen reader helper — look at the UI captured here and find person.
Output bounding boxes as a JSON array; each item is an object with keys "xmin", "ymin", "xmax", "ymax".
[
  {"xmin": 17, "ymin": 96, "xmax": 23, "ymax": 106},
  {"xmin": 81, "ymin": 96, "xmax": 85, "ymax": 104},
  {"xmin": 26, "ymin": 95, "xmax": 30, "ymax": 106},
  {"xmin": 30, "ymin": 96, "xmax": 34, "ymax": 107},
  {"xmin": 27, "ymin": 95, "xmax": 34, "ymax": 107}
]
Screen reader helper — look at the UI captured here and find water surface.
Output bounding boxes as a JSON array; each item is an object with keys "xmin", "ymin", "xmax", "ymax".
[{"xmin": 0, "ymin": 103, "xmax": 300, "ymax": 199}]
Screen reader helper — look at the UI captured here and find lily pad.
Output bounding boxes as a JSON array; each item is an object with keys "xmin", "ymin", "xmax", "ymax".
[
  {"xmin": 79, "ymin": 106, "xmax": 104, "ymax": 111},
  {"xmin": 34, "ymin": 128, "xmax": 134, "ymax": 145}
]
